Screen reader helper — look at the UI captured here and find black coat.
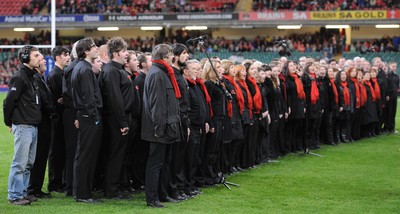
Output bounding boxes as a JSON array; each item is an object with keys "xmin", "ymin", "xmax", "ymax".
[
  {"xmin": 361, "ymin": 83, "xmax": 379, "ymax": 124},
  {"xmin": 237, "ymin": 80, "xmax": 252, "ymax": 125},
  {"xmin": 205, "ymin": 80, "xmax": 226, "ymax": 128},
  {"xmin": 336, "ymin": 81, "xmax": 351, "ymax": 120},
  {"xmin": 62, "ymin": 59, "xmax": 79, "ymax": 110},
  {"xmin": 285, "ymin": 74, "xmax": 305, "ymax": 120},
  {"xmin": 141, "ymin": 63, "xmax": 181, "ymax": 144},
  {"xmin": 99, "ymin": 61, "xmax": 135, "ymax": 128},
  {"xmin": 71, "ymin": 60, "xmax": 103, "ymax": 117},
  {"xmin": 187, "ymin": 79, "xmax": 207, "ymax": 128},
  {"xmin": 302, "ymin": 74, "xmax": 322, "ymax": 119},
  {"xmin": 264, "ymin": 78, "xmax": 285, "ymax": 121},
  {"xmin": 134, "ymin": 71, "xmax": 146, "ymax": 114},
  {"xmin": 3, "ymin": 65, "xmax": 41, "ymax": 126},
  {"xmin": 34, "ymin": 73, "xmax": 56, "ymax": 125},
  {"xmin": 47, "ymin": 65, "xmax": 64, "ymax": 113},
  {"xmin": 223, "ymin": 78, "xmax": 244, "ymax": 141}
]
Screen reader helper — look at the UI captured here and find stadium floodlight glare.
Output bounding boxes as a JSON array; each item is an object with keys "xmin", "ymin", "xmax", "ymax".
[
  {"xmin": 325, "ymin": 25, "xmax": 350, "ymax": 29},
  {"xmin": 184, "ymin": 26, "xmax": 208, "ymax": 30},
  {"xmin": 277, "ymin": 25, "xmax": 302, "ymax": 29},
  {"xmin": 375, "ymin": 24, "xmax": 400, "ymax": 29},
  {"xmin": 140, "ymin": 26, "xmax": 163, "ymax": 31},
  {"xmin": 97, "ymin": 27, "xmax": 119, "ymax": 31},
  {"xmin": 14, "ymin": 28, "xmax": 35, "ymax": 32}
]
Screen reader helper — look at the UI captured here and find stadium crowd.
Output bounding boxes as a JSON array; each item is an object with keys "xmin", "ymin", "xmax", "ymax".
[
  {"xmin": 1, "ymin": 31, "xmax": 399, "ymax": 85},
  {"xmin": 2, "ymin": 37, "xmax": 399, "ymax": 207},
  {"xmin": 18, "ymin": 0, "xmax": 400, "ymax": 15}
]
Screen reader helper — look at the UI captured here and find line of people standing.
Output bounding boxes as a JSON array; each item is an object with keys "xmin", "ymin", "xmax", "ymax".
[{"xmin": 3, "ymin": 40, "xmax": 399, "ymax": 207}]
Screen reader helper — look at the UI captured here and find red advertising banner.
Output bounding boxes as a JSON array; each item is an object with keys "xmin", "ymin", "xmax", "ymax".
[{"xmin": 239, "ymin": 10, "xmax": 400, "ymax": 21}]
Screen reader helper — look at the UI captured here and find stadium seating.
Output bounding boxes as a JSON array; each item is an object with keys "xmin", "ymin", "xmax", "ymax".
[{"xmin": 0, "ymin": 0, "xmax": 31, "ymax": 15}]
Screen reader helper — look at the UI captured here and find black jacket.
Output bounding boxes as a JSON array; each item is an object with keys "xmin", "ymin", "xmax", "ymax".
[
  {"xmin": 34, "ymin": 73, "xmax": 56, "ymax": 126},
  {"xmin": 71, "ymin": 59, "xmax": 103, "ymax": 118},
  {"xmin": 205, "ymin": 80, "xmax": 226, "ymax": 128},
  {"xmin": 3, "ymin": 65, "xmax": 41, "ymax": 126},
  {"xmin": 174, "ymin": 66, "xmax": 190, "ymax": 127},
  {"xmin": 264, "ymin": 78, "xmax": 285, "ymax": 121},
  {"xmin": 302, "ymin": 74, "xmax": 322, "ymax": 119},
  {"xmin": 187, "ymin": 78, "xmax": 207, "ymax": 128},
  {"xmin": 47, "ymin": 65, "xmax": 64, "ymax": 113},
  {"xmin": 134, "ymin": 71, "xmax": 146, "ymax": 116},
  {"xmin": 62, "ymin": 59, "xmax": 79, "ymax": 110},
  {"xmin": 387, "ymin": 71, "xmax": 399, "ymax": 97},
  {"xmin": 99, "ymin": 61, "xmax": 135, "ymax": 128},
  {"xmin": 377, "ymin": 69, "xmax": 388, "ymax": 98},
  {"xmin": 141, "ymin": 63, "xmax": 181, "ymax": 144},
  {"xmin": 361, "ymin": 82, "xmax": 379, "ymax": 125},
  {"xmin": 285, "ymin": 74, "xmax": 305, "ymax": 120}
]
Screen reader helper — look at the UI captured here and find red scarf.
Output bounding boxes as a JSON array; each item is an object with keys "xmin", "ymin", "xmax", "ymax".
[
  {"xmin": 224, "ymin": 74, "xmax": 244, "ymax": 114},
  {"xmin": 289, "ymin": 73, "xmax": 306, "ymax": 100},
  {"xmin": 329, "ymin": 78, "xmax": 339, "ymax": 105},
  {"xmin": 247, "ymin": 76, "xmax": 262, "ymax": 114},
  {"xmin": 220, "ymin": 81, "xmax": 233, "ymax": 118},
  {"xmin": 309, "ymin": 73, "xmax": 320, "ymax": 105},
  {"xmin": 152, "ymin": 60, "xmax": 181, "ymax": 98},
  {"xmin": 340, "ymin": 81, "xmax": 350, "ymax": 106},
  {"xmin": 364, "ymin": 80, "xmax": 377, "ymax": 102},
  {"xmin": 371, "ymin": 78, "xmax": 381, "ymax": 100},
  {"xmin": 238, "ymin": 80, "xmax": 253, "ymax": 118},
  {"xmin": 359, "ymin": 82, "xmax": 367, "ymax": 107},
  {"xmin": 350, "ymin": 77, "xmax": 360, "ymax": 108},
  {"xmin": 195, "ymin": 78, "xmax": 213, "ymax": 118}
]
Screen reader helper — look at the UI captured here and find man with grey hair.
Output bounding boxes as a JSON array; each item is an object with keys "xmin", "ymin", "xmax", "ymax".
[{"xmin": 142, "ymin": 44, "xmax": 181, "ymax": 208}]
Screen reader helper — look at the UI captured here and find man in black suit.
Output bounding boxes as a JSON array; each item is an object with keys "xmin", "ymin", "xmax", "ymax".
[{"xmin": 47, "ymin": 46, "xmax": 70, "ymax": 193}]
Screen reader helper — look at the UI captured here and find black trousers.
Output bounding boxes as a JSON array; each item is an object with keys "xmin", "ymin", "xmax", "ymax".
[
  {"xmin": 48, "ymin": 113, "xmax": 66, "ymax": 191},
  {"xmin": 351, "ymin": 109, "xmax": 361, "ymax": 140},
  {"xmin": 28, "ymin": 122, "xmax": 51, "ymax": 194},
  {"xmin": 103, "ymin": 115, "xmax": 129, "ymax": 197},
  {"xmin": 63, "ymin": 108, "xmax": 78, "ymax": 195},
  {"xmin": 286, "ymin": 119, "xmax": 300, "ymax": 152},
  {"xmin": 168, "ymin": 138, "xmax": 187, "ymax": 196},
  {"xmin": 184, "ymin": 127, "xmax": 201, "ymax": 192},
  {"xmin": 129, "ymin": 124, "xmax": 149, "ymax": 189},
  {"xmin": 200, "ymin": 119, "xmax": 222, "ymax": 185},
  {"xmin": 145, "ymin": 142, "xmax": 172, "ymax": 203},
  {"xmin": 384, "ymin": 94, "xmax": 398, "ymax": 132},
  {"xmin": 73, "ymin": 113, "xmax": 102, "ymax": 199}
]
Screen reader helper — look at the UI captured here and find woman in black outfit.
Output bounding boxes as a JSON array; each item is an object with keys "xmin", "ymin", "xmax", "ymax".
[
  {"xmin": 255, "ymin": 65, "xmax": 270, "ymax": 164},
  {"xmin": 266, "ymin": 65, "xmax": 285, "ymax": 159},
  {"xmin": 284, "ymin": 61, "xmax": 306, "ymax": 153},
  {"xmin": 317, "ymin": 65, "xmax": 335, "ymax": 145},
  {"xmin": 235, "ymin": 64, "xmax": 254, "ymax": 169},
  {"xmin": 361, "ymin": 71, "xmax": 379, "ymax": 137},
  {"xmin": 326, "ymin": 67, "xmax": 340, "ymax": 144},
  {"xmin": 347, "ymin": 67, "xmax": 362, "ymax": 141},
  {"xmin": 335, "ymin": 70, "xmax": 352, "ymax": 143},
  {"xmin": 302, "ymin": 62, "xmax": 323, "ymax": 151},
  {"xmin": 201, "ymin": 59, "xmax": 227, "ymax": 186},
  {"xmin": 221, "ymin": 60, "xmax": 244, "ymax": 173}
]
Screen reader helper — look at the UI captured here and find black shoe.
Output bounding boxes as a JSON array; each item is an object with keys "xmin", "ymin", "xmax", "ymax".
[
  {"xmin": 76, "ymin": 198, "xmax": 103, "ymax": 203},
  {"xmin": 147, "ymin": 200, "xmax": 165, "ymax": 208},
  {"xmin": 9, "ymin": 198, "xmax": 31, "ymax": 206},
  {"xmin": 160, "ymin": 196, "xmax": 180, "ymax": 203},
  {"xmin": 33, "ymin": 191, "xmax": 51, "ymax": 198},
  {"xmin": 171, "ymin": 194, "xmax": 187, "ymax": 201},
  {"xmin": 48, "ymin": 187, "xmax": 65, "ymax": 193},
  {"xmin": 24, "ymin": 195, "xmax": 38, "ymax": 202},
  {"xmin": 106, "ymin": 194, "xmax": 132, "ymax": 200}
]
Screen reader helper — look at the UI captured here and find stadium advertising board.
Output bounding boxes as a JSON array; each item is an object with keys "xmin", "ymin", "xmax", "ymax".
[
  {"xmin": 239, "ymin": 10, "xmax": 399, "ymax": 21},
  {"xmin": 0, "ymin": 15, "xmax": 103, "ymax": 23}
]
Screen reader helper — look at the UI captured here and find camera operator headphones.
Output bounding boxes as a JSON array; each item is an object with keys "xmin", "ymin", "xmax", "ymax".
[{"xmin": 19, "ymin": 45, "xmax": 35, "ymax": 64}]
